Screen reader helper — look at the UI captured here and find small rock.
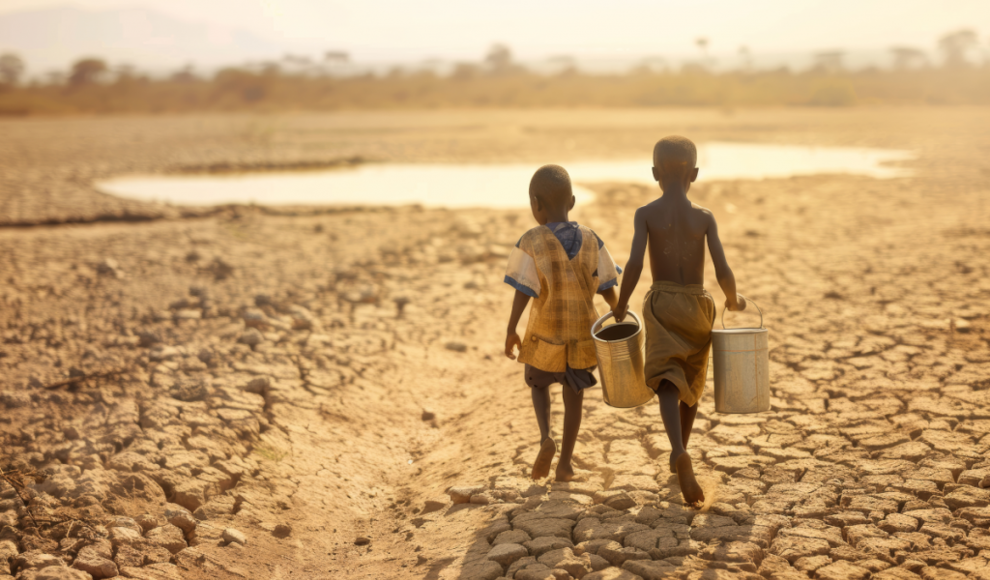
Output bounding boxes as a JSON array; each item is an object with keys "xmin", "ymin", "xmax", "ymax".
[
  {"xmin": 603, "ymin": 492, "xmax": 636, "ymax": 511},
  {"xmin": 493, "ymin": 530, "xmax": 532, "ymax": 546},
  {"xmin": 354, "ymin": 536, "xmax": 371, "ymax": 546},
  {"xmin": 273, "ymin": 524, "xmax": 292, "ymax": 538},
  {"xmin": 146, "ymin": 524, "xmax": 187, "ymax": 554},
  {"xmin": 448, "ymin": 485, "xmax": 486, "ymax": 504},
  {"xmin": 96, "ymin": 258, "xmax": 124, "ymax": 279},
  {"xmin": 244, "ymin": 377, "xmax": 271, "ymax": 394},
  {"xmin": 148, "ymin": 345, "xmax": 180, "ymax": 362},
  {"xmin": 487, "ymin": 543, "xmax": 529, "ymax": 567},
  {"xmin": 207, "ymin": 257, "xmax": 234, "ymax": 280},
  {"xmin": 72, "ymin": 552, "xmax": 118, "ymax": 579},
  {"xmin": 107, "ymin": 526, "xmax": 142, "ymax": 547},
  {"xmin": 222, "ymin": 528, "xmax": 247, "ymax": 546},
  {"xmin": 445, "ymin": 342, "xmax": 468, "ymax": 353},
  {"xmin": 12, "ymin": 551, "xmax": 64, "ymax": 572},
  {"xmin": 21, "ymin": 566, "xmax": 93, "ymax": 580},
  {"xmin": 471, "ymin": 493, "xmax": 493, "ymax": 505},
  {"xmin": 0, "ymin": 391, "xmax": 31, "ymax": 409},
  {"xmin": 421, "ymin": 409, "xmax": 436, "ymax": 421},
  {"xmin": 242, "ymin": 309, "xmax": 267, "ymax": 328},
  {"xmin": 137, "ymin": 330, "xmax": 162, "ymax": 347},
  {"xmin": 238, "ymin": 328, "xmax": 264, "ymax": 347}
]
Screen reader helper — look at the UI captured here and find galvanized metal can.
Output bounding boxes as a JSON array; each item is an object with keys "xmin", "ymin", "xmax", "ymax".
[
  {"xmin": 591, "ymin": 310, "xmax": 655, "ymax": 408},
  {"xmin": 712, "ymin": 298, "xmax": 770, "ymax": 414}
]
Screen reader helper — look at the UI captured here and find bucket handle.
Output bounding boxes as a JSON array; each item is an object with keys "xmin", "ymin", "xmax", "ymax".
[
  {"xmin": 592, "ymin": 309, "xmax": 642, "ymax": 337},
  {"xmin": 720, "ymin": 295, "xmax": 763, "ymax": 329}
]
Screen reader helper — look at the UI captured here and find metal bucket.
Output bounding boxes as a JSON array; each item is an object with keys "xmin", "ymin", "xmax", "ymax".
[
  {"xmin": 591, "ymin": 310, "xmax": 655, "ymax": 408},
  {"xmin": 712, "ymin": 298, "xmax": 770, "ymax": 414}
]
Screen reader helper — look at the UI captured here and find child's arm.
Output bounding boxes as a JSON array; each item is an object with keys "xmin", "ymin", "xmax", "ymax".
[
  {"xmin": 599, "ymin": 287, "xmax": 618, "ymax": 314},
  {"xmin": 613, "ymin": 208, "xmax": 649, "ymax": 322},
  {"xmin": 706, "ymin": 214, "xmax": 746, "ymax": 311},
  {"xmin": 505, "ymin": 289, "xmax": 531, "ymax": 359}
]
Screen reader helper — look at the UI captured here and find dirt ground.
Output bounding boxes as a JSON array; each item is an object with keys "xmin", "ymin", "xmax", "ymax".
[{"xmin": 1, "ymin": 108, "xmax": 990, "ymax": 580}]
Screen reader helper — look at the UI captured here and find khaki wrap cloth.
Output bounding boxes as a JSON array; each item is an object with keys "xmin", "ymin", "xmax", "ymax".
[{"xmin": 643, "ymin": 281, "xmax": 716, "ymax": 407}]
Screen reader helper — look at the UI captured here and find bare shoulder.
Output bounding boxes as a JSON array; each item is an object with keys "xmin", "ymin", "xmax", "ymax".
[
  {"xmin": 690, "ymin": 200, "xmax": 713, "ymax": 215},
  {"xmin": 691, "ymin": 202, "xmax": 716, "ymax": 225},
  {"xmin": 636, "ymin": 200, "xmax": 663, "ymax": 219}
]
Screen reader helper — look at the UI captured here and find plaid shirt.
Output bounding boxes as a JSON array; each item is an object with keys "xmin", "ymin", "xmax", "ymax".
[{"xmin": 512, "ymin": 224, "xmax": 602, "ymax": 372}]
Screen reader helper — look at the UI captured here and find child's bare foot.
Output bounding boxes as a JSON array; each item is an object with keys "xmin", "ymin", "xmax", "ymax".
[
  {"xmin": 669, "ymin": 452, "xmax": 678, "ymax": 474},
  {"xmin": 674, "ymin": 452, "xmax": 705, "ymax": 507},
  {"xmin": 532, "ymin": 438, "xmax": 557, "ymax": 480},
  {"xmin": 554, "ymin": 462, "xmax": 576, "ymax": 482}
]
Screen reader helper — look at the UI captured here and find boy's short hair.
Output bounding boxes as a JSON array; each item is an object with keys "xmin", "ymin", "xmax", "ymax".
[
  {"xmin": 653, "ymin": 136, "xmax": 697, "ymax": 175},
  {"xmin": 529, "ymin": 164, "xmax": 573, "ymax": 209}
]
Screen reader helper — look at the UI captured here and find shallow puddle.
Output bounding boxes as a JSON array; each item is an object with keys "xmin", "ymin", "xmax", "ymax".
[{"xmin": 97, "ymin": 142, "xmax": 913, "ymax": 209}]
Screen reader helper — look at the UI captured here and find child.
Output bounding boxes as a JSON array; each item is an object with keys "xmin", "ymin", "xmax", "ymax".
[
  {"xmin": 504, "ymin": 164, "xmax": 621, "ymax": 482},
  {"xmin": 613, "ymin": 136, "xmax": 746, "ymax": 506}
]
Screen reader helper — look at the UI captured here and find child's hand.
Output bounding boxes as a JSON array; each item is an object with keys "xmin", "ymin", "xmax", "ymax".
[
  {"xmin": 613, "ymin": 302, "xmax": 628, "ymax": 322},
  {"xmin": 725, "ymin": 295, "xmax": 747, "ymax": 311},
  {"xmin": 505, "ymin": 332, "xmax": 522, "ymax": 360}
]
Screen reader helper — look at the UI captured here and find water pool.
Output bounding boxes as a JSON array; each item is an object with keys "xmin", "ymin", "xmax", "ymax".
[{"xmin": 97, "ymin": 142, "xmax": 913, "ymax": 209}]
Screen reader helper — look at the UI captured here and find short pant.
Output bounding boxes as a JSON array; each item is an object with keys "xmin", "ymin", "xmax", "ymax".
[{"xmin": 524, "ymin": 364, "xmax": 597, "ymax": 394}]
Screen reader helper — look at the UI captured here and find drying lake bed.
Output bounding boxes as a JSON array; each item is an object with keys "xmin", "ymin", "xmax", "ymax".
[
  {"xmin": 96, "ymin": 142, "xmax": 912, "ymax": 209},
  {"xmin": 1, "ymin": 108, "xmax": 990, "ymax": 580}
]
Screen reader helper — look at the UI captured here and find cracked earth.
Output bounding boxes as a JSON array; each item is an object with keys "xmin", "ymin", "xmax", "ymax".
[{"xmin": 1, "ymin": 108, "xmax": 990, "ymax": 580}]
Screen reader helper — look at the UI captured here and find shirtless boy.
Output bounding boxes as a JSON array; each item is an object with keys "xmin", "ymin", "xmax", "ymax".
[
  {"xmin": 504, "ymin": 164, "xmax": 621, "ymax": 481},
  {"xmin": 613, "ymin": 136, "xmax": 746, "ymax": 506}
]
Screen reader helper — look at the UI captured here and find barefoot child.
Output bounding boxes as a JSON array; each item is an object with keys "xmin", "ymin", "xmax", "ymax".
[
  {"xmin": 504, "ymin": 164, "xmax": 621, "ymax": 481},
  {"xmin": 613, "ymin": 136, "xmax": 746, "ymax": 507}
]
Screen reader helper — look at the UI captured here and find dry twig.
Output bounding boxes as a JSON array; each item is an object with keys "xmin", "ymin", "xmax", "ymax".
[
  {"xmin": 0, "ymin": 465, "xmax": 40, "ymax": 529},
  {"xmin": 41, "ymin": 367, "xmax": 130, "ymax": 390}
]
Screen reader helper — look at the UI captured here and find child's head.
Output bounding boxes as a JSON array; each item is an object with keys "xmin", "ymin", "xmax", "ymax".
[
  {"xmin": 528, "ymin": 164, "xmax": 574, "ymax": 224},
  {"xmin": 652, "ymin": 136, "xmax": 699, "ymax": 190}
]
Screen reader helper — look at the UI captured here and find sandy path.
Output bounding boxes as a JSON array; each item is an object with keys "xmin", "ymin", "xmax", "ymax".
[{"xmin": 1, "ymin": 109, "xmax": 990, "ymax": 580}]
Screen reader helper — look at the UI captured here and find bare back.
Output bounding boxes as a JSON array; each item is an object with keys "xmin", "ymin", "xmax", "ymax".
[{"xmin": 640, "ymin": 196, "xmax": 712, "ymax": 285}]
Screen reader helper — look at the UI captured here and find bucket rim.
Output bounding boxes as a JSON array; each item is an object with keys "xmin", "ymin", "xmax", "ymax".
[
  {"xmin": 712, "ymin": 327, "xmax": 769, "ymax": 334},
  {"xmin": 591, "ymin": 310, "xmax": 643, "ymax": 343}
]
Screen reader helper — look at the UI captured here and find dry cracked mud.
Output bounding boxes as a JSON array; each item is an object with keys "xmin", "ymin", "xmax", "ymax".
[{"xmin": 1, "ymin": 108, "xmax": 990, "ymax": 580}]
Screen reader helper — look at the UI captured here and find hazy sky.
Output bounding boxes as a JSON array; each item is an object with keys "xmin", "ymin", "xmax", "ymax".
[{"xmin": 1, "ymin": 0, "xmax": 988, "ymax": 61}]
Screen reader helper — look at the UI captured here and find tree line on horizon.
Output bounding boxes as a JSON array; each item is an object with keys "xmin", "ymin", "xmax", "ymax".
[{"xmin": 0, "ymin": 29, "xmax": 987, "ymax": 115}]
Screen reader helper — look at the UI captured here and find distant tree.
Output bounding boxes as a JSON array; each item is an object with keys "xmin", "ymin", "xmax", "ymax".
[
  {"xmin": 0, "ymin": 53, "xmax": 25, "ymax": 86},
  {"xmin": 811, "ymin": 51, "xmax": 844, "ymax": 74},
  {"xmin": 695, "ymin": 37, "xmax": 711, "ymax": 68},
  {"xmin": 738, "ymin": 46, "xmax": 752, "ymax": 73},
  {"xmin": 45, "ymin": 71, "xmax": 66, "ymax": 86},
  {"xmin": 451, "ymin": 62, "xmax": 479, "ymax": 80},
  {"xmin": 889, "ymin": 47, "xmax": 927, "ymax": 70},
  {"xmin": 938, "ymin": 29, "xmax": 978, "ymax": 68},
  {"xmin": 632, "ymin": 56, "xmax": 666, "ymax": 75},
  {"xmin": 324, "ymin": 51, "xmax": 350, "ymax": 63},
  {"xmin": 69, "ymin": 58, "xmax": 108, "ymax": 86},
  {"xmin": 485, "ymin": 44, "xmax": 514, "ymax": 74},
  {"xmin": 170, "ymin": 64, "xmax": 196, "ymax": 83},
  {"xmin": 114, "ymin": 64, "xmax": 138, "ymax": 82}
]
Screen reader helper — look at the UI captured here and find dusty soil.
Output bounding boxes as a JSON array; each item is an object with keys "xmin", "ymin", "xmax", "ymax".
[{"xmin": 1, "ymin": 108, "xmax": 990, "ymax": 580}]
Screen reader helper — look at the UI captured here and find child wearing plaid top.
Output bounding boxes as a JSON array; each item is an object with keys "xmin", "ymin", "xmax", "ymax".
[{"xmin": 504, "ymin": 164, "xmax": 621, "ymax": 481}]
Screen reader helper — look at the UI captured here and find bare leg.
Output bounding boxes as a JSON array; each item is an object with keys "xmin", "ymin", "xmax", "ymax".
[
  {"xmin": 657, "ymin": 380, "xmax": 704, "ymax": 506},
  {"xmin": 680, "ymin": 401, "xmax": 699, "ymax": 455},
  {"xmin": 657, "ymin": 381, "xmax": 686, "ymax": 474},
  {"xmin": 531, "ymin": 385, "xmax": 556, "ymax": 479},
  {"xmin": 555, "ymin": 385, "xmax": 584, "ymax": 482},
  {"xmin": 531, "ymin": 385, "xmax": 551, "ymax": 445}
]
